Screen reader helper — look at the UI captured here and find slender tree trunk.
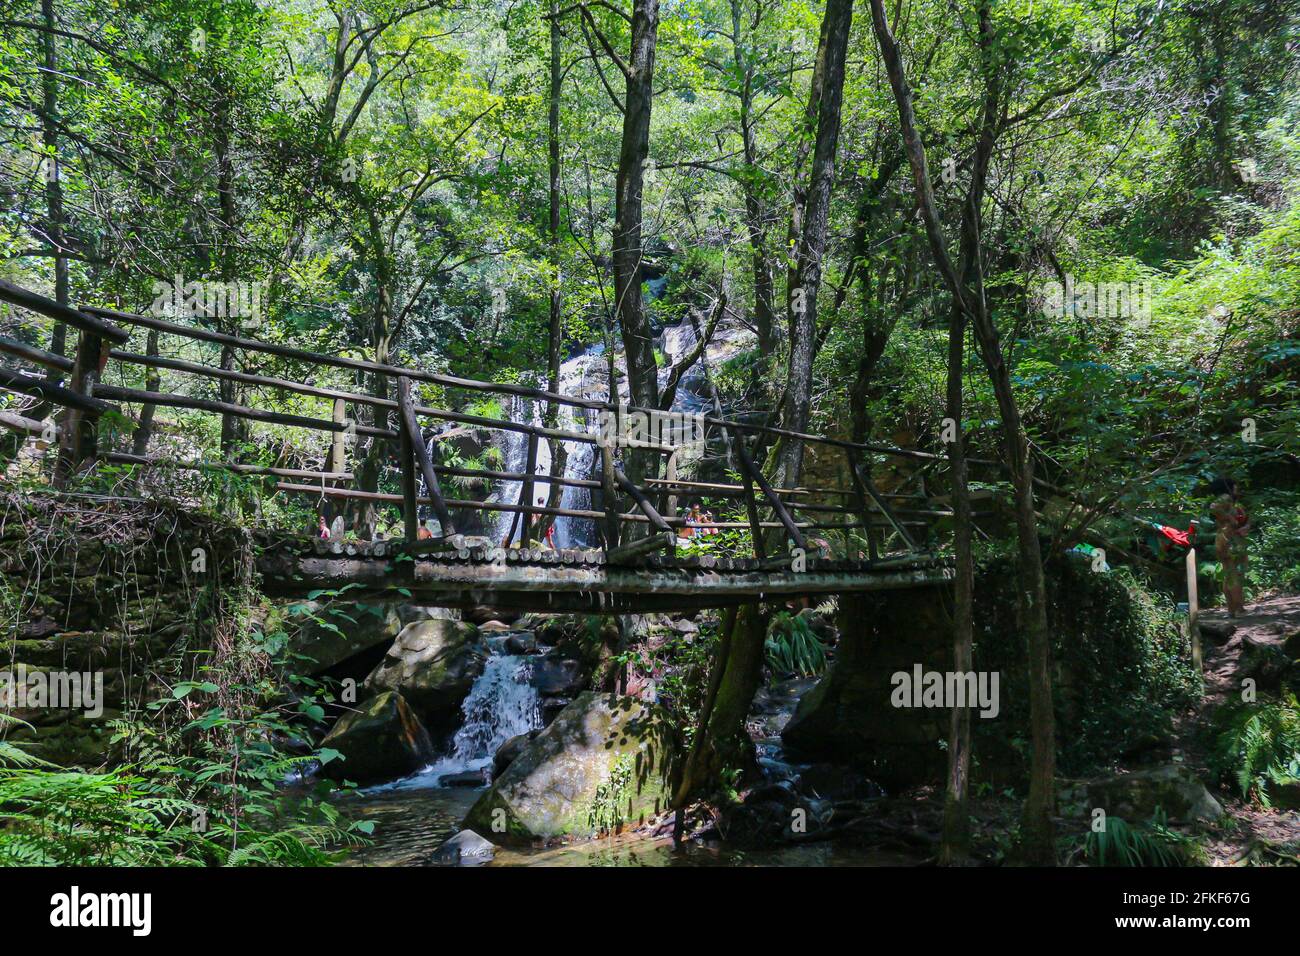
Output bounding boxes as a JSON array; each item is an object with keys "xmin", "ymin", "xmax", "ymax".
[
  {"xmin": 542, "ymin": 1, "xmax": 568, "ymax": 533},
  {"xmin": 778, "ymin": 0, "xmax": 854, "ymax": 489},
  {"xmin": 938, "ymin": 303, "xmax": 975, "ymax": 864},
  {"xmin": 673, "ymin": 602, "xmax": 766, "ymax": 806},
  {"xmin": 214, "ymin": 86, "xmax": 245, "ymax": 457},
  {"xmin": 730, "ymin": 0, "xmax": 776, "ymax": 353},
  {"xmin": 609, "ymin": 0, "xmax": 661, "ymax": 528},
  {"xmin": 870, "ymin": 0, "xmax": 1056, "ymax": 863},
  {"xmin": 612, "ymin": 0, "xmax": 660, "ymax": 417}
]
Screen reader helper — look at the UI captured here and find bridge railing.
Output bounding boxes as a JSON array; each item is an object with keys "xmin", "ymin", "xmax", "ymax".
[{"xmin": 1, "ymin": 279, "xmax": 953, "ymax": 564}]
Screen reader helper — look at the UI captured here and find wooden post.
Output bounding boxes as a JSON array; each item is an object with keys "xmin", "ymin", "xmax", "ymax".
[
  {"xmin": 599, "ymin": 442, "xmax": 621, "ymax": 553},
  {"xmin": 1186, "ymin": 546, "xmax": 1202, "ymax": 671},
  {"xmin": 328, "ymin": 398, "xmax": 347, "ymax": 475},
  {"xmin": 846, "ymin": 448, "xmax": 878, "ymax": 561},
  {"xmin": 397, "ymin": 376, "xmax": 456, "ymax": 536},
  {"xmin": 741, "ymin": 470, "xmax": 766, "ymax": 560},
  {"xmin": 55, "ymin": 330, "xmax": 104, "ymax": 486},
  {"xmin": 664, "ymin": 450, "xmax": 679, "ymax": 522},
  {"xmin": 735, "ymin": 437, "xmax": 806, "ymax": 552},
  {"xmin": 520, "ymin": 431, "xmax": 539, "ymax": 547},
  {"xmin": 398, "ymin": 393, "xmax": 418, "ymax": 544}
]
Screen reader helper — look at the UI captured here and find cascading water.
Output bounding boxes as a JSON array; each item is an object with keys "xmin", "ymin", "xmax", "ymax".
[
  {"xmin": 387, "ymin": 653, "xmax": 542, "ymax": 790},
  {"xmin": 482, "ymin": 346, "xmax": 607, "ymax": 548}
]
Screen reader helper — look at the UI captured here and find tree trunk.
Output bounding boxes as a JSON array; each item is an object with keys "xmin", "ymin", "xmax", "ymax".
[
  {"xmin": 938, "ymin": 303, "xmax": 975, "ymax": 864},
  {"xmin": 612, "ymin": 0, "xmax": 661, "ymax": 418},
  {"xmin": 777, "ymin": 0, "xmax": 854, "ymax": 489},
  {"xmin": 730, "ymin": 0, "xmax": 776, "ymax": 353},
  {"xmin": 542, "ymin": 1, "xmax": 568, "ymax": 534},
  {"xmin": 214, "ymin": 85, "xmax": 245, "ymax": 457},
  {"xmin": 673, "ymin": 602, "xmax": 766, "ymax": 805},
  {"xmin": 869, "ymin": 0, "xmax": 1056, "ymax": 863}
]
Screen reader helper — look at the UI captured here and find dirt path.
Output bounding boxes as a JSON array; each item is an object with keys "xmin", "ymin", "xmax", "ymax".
[
  {"xmin": 1199, "ymin": 592, "xmax": 1300, "ymax": 706},
  {"xmin": 1188, "ymin": 592, "xmax": 1300, "ymax": 864}
]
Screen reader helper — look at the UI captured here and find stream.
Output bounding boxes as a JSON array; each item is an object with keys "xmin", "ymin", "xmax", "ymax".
[{"xmin": 336, "ymin": 646, "xmax": 918, "ymax": 867}]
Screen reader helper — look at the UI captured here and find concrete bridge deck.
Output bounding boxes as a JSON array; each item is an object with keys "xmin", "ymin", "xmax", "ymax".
[{"xmin": 255, "ymin": 536, "xmax": 955, "ymax": 613}]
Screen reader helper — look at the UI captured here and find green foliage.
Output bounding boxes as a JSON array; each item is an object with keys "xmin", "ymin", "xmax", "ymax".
[
  {"xmin": 1246, "ymin": 491, "xmax": 1300, "ymax": 594},
  {"xmin": 764, "ymin": 610, "xmax": 827, "ymax": 678},
  {"xmin": 586, "ymin": 753, "xmax": 635, "ymax": 835},
  {"xmin": 973, "ymin": 552, "xmax": 1199, "ymax": 776},
  {"xmin": 1084, "ymin": 809, "xmax": 1197, "ymax": 867},
  {"xmin": 1208, "ymin": 694, "xmax": 1300, "ymax": 808}
]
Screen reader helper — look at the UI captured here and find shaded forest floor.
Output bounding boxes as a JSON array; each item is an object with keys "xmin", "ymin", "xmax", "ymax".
[{"xmin": 1185, "ymin": 593, "xmax": 1300, "ymax": 865}]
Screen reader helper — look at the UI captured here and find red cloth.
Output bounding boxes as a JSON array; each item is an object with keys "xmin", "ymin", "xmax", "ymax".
[{"xmin": 1157, "ymin": 524, "xmax": 1194, "ymax": 548}]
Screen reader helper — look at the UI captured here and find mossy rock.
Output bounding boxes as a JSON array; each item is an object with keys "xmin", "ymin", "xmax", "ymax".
[
  {"xmin": 364, "ymin": 619, "xmax": 485, "ymax": 730},
  {"xmin": 464, "ymin": 692, "xmax": 676, "ymax": 843},
  {"xmin": 320, "ymin": 691, "xmax": 434, "ymax": 784}
]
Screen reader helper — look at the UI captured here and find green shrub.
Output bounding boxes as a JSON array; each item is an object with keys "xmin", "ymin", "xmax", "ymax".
[
  {"xmin": 1207, "ymin": 694, "xmax": 1300, "ymax": 808},
  {"xmin": 973, "ymin": 551, "xmax": 1200, "ymax": 776}
]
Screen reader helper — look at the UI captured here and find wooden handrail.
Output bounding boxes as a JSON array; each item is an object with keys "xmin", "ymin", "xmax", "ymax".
[
  {"xmin": 1, "ymin": 280, "xmax": 128, "ymax": 343},
  {"xmin": 0, "ymin": 363, "xmax": 115, "ymax": 414},
  {"xmin": 81, "ymin": 302, "xmax": 963, "ymax": 463}
]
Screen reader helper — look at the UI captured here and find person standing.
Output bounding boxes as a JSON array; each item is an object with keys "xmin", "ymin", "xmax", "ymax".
[{"xmin": 1209, "ymin": 477, "xmax": 1250, "ymax": 617}]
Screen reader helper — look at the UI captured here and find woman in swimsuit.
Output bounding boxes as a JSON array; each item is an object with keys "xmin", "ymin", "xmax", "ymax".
[{"xmin": 1208, "ymin": 476, "xmax": 1249, "ymax": 617}]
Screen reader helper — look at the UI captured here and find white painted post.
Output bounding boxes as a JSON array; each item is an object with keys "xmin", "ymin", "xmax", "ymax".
[{"xmin": 1186, "ymin": 547, "xmax": 1202, "ymax": 671}]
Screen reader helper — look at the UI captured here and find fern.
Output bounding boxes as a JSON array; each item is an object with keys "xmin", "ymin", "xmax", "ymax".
[
  {"xmin": 765, "ymin": 611, "xmax": 828, "ymax": 677},
  {"xmin": 1085, "ymin": 809, "xmax": 1195, "ymax": 867},
  {"xmin": 1208, "ymin": 694, "xmax": 1300, "ymax": 807}
]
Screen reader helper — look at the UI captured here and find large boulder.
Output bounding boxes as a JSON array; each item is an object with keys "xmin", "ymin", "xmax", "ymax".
[
  {"xmin": 1061, "ymin": 765, "xmax": 1223, "ymax": 824},
  {"xmin": 782, "ymin": 590, "xmax": 951, "ymax": 789},
  {"xmin": 290, "ymin": 601, "xmax": 404, "ymax": 674},
  {"xmin": 464, "ymin": 692, "xmax": 676, "ymax": 843},
  {"xmin": 365, "ymin": 619, "xmax": 486, "ymax": 730},
  {"xmin": 320, "ymin": 691, "xmax": 434, "ymax": 784}
]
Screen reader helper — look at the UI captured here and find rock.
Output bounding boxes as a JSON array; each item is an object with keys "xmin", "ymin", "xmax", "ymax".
[
  {"xmin": 1065, "ymin": 765, "xmax": 1223, "ymax": 824},
  {"xmin": 290, "ymin": 601, "xmax": 404, "ymax": 674},
  {"xmin": 365, "ymin": 619, "xmax": 486, "ymax": 729},
  {"xmin": 480, "ymin": 620, "xmax": 514, "ymax": 633},
  {"xmin": 464, "ymin": 692, "xmax": 675, "ymax": 842},
  {"xmin": 1200, "ymin": 620, "xmax": 1237, "ymax": 646},
  {"xmin": 505, "ymin": 631, "xmax": 540, "ymax": 655},
  {"xmin": 442, "ymin": 768, "xmax": 491, "ymax": 788},
  {"xmin": 464, "ymin": 606, "xmax": 520, "ymax": 626},
  {"xmin": 795, "ymin": 763, "xmax": 884, "ymax": 802},
  {"xmin": 782, "ymin": 592, "xmax": 952, "ymax": 790},
  {"xmin": 540, "ymin": 697, "xmax": 573, "ymax": 725},
  {"xmin": 492, "ymin": 731, "xmax": 538, "ymax": 778},
  {"xmin": 529, "ymin": 656, "xmax": 587, "ymax": 696},
  {"xmin": 319, "ymin": 691, "xmax": 434, "ymax": 784},
  {"xmin": 430, "ymin": 829, "xmax": 496, "ymax": 866},
  {"xmin": 722, "ymin": 780, "xmax": 835, "ymax": 845},
  {"xmin": 397, "ymin": 605, "xmax": 459, "ymax": 626},
  {"xmin": 1238, "ymin": 633, "xmax": 1291, "ymax": 692}
]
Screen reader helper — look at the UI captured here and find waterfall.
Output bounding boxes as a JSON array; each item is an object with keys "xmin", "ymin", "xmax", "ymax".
[
  {"xmin": 481, "ymin": 347, "xmax": 606, "ymax": 548},
  {"xmin": 387, "ymin": 653, "xmax": 542, "ymax": 790}
]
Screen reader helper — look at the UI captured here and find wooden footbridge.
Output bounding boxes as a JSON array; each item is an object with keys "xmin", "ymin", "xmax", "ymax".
[{"xmin": 0, "ymin": 280, "xmax": 954, "ymax": 612}]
